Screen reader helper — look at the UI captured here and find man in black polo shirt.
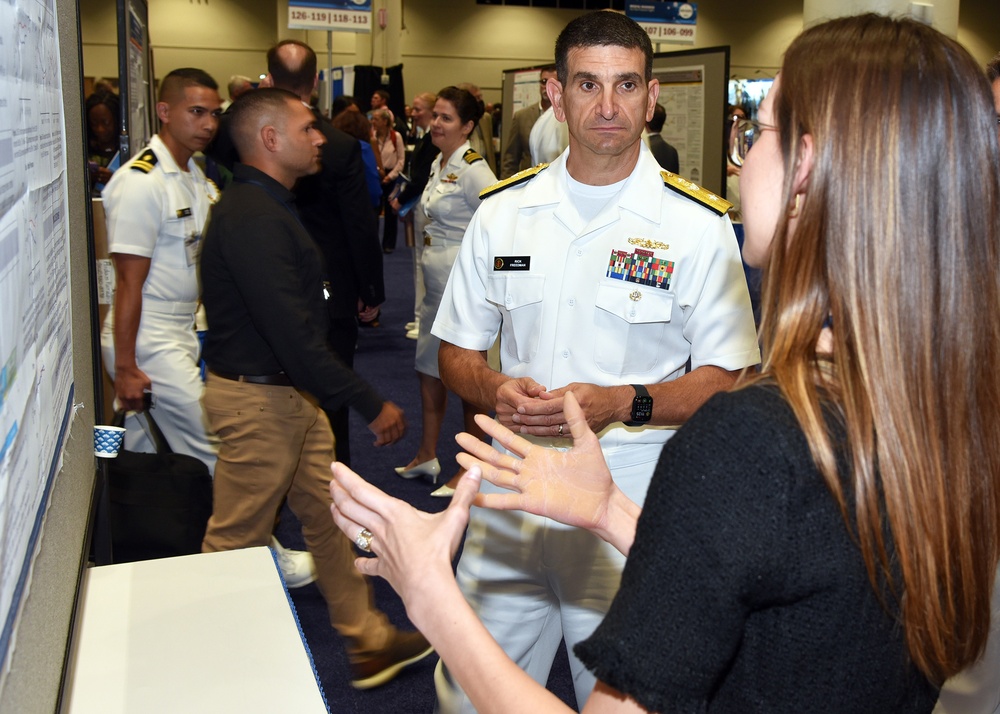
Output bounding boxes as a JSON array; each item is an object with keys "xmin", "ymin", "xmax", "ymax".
[{"xmin": 199, "ymin": 88, "xmax": 430, "ymax": 689}]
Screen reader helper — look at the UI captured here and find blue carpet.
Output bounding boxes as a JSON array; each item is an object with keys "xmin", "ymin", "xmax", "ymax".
[{"xmin": 275, "ymin": 242, "xmax": 578, "ymax": 712}]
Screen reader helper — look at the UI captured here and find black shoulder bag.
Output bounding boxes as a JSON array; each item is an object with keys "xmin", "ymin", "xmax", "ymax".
[{"xmin": 107, "ymin": 410, "xmax": 213, "ymax": 563}]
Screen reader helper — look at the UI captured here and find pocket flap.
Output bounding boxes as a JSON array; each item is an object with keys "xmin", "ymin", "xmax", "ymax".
[
  {"xmin": 486, "ymin": 274, "xmax": 546, "ymax": 309},
  {"xmin": 595, "ymin": 282, "xmax": 673, "ymax": 324}
]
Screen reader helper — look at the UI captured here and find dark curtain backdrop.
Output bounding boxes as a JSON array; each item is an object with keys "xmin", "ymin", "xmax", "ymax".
[{"xmin": 354, "ymin": 64, "xmax": 406, "ymax": 120}]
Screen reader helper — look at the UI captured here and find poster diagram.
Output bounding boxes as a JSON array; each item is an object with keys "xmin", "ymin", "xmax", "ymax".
[
  {"xmin": 655, "ymin": 65, "xmax": 704, "ymax": 183},
  {"xmin": 509, "ymin": 69, "xmax": 542, "ymax": 115}
]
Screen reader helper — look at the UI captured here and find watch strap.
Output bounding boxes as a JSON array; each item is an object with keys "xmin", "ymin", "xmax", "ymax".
[{"xmin": 625, "ymin": 384, "xmax": 653, "ymax": 427}]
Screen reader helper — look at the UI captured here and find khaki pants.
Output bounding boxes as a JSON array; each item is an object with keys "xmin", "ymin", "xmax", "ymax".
[{"xmin": 202, "ymin": 374, "xmax": 391, "ymax": 660}]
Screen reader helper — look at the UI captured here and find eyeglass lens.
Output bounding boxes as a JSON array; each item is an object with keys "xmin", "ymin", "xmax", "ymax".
[{"xmin": 739, "ymin": 121, "xmax": 758, "ymax": 163}]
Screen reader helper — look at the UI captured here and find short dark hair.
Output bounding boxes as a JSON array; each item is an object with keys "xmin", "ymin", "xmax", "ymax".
[
  {"xmin": 331, "ymin": 95, "xmax": 357, "ymax": 118},
  {"xmin": 267, "ymin": 40, "xmax": 317, "ymax": 96},
  {"xmin": 86, "ymin": 91, "xmax": 120, "ymax": 121},
  {"xmin": 373, "ymin": 88, "xmax": 390, "ymax": 102},
  {"xmin": 158, "ymin": 68, "xmax": 218, "ymax": 102},
  {"xmin": 332, "ymin": 109, "xmax": 371, "ymax": 143},
  {"xmin": 647, "ymin": 102, "xmax": 666, "ymax": 132},
  {"xmin": 554, "ymin": 11, "xmax": 653, "ymax": 85},
  {"xmin": 987, "ymin": 51, "xmax": 1000, "ymax": 83},
  {"xmin": 227, "ymin": 87, "xmax": 300, "ymax": 158},
  {"xmin": 436, "ymin": 86, "xmax": 485, "ymax": 129},
  {"xmin": 85, "ymin": 91, "xmax": 120, "ymax": 146}
]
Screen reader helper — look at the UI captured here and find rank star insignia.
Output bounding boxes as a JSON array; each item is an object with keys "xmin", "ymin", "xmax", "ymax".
[
  {"xmin": 628, "ymin": 237, "xmax": 669, "ymax": 251},
  {"xmin": 629, "ymin": 290, "xmax": 642, "ymax": 301}
]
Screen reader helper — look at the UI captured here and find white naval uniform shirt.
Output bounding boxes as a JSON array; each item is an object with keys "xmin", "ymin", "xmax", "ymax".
[
  {"xmin": 432, "ymin": 146, "xmax": 760, "ymax": 452},
  {"xmin": 420, "ymin": 140, "xmax": 497, "ymax": 245},
  {"xmin": 98, "ymin": 135, "xmax": 221, "ymax": 473},
  {"xmin": 102, "ymin": 134, "xmax": 219, "ymax": 306},
  {"xmin": 528, "ymin": 106, "xmax": 569, "ymax": 166}
]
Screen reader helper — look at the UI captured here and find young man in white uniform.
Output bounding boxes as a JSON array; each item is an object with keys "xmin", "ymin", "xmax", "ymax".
[
  {"xmin": 431, "ymin": 12, "xmax": 761, "ymax": 712},
  {"xmin": 100, "ymin": 68, "xmax": 222, "ymax": 471}
]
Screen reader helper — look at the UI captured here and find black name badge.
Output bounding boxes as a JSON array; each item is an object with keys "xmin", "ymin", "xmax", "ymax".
[
  {"xmin": 176, "ymin": 207, "xmax": 193, "ymax": 218},
  {"xmin": 493, "ymin": 256, "xmax": 531, "ymax": 271}
]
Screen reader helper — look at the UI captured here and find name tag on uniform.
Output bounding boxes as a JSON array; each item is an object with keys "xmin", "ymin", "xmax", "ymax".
[
  {"xmin": 184, "ymin": 232, "xmax": 202, "ymax": 267},
  {"xmin": 176, "ymin": 207, "xmax": 192, "ymax": 218},
  {"xmin": 494, "ymin": 256, "xmax": 530, "ymax": 271}
]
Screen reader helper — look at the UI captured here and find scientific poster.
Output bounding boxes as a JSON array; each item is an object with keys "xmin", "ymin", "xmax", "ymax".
[
  {"xmin": 509, "ymin": 69, "xmax": 542, "ymax": 115},
  {"xmin": 0, "ymin": 0, "xmax": 74, "ymax": 681},
  {"xmin": 656, "ymin": 66, "xmax": 704, "ymax": 183},
  {"xmin": 124, "ymin": 3, "xmax": 151, "ymax": 156}
]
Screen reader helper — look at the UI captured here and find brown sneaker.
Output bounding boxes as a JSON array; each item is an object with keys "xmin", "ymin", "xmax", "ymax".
[{"xmin": 350, "ymin": 629, "xmax": 434, "ymax": 690}]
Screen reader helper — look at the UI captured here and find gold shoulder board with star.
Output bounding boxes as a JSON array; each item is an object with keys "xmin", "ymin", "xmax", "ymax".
[
  {"xmin": 463, "ymin": 148, "xmax": 484, "ymax": 165},
  {"xmin": 479, "ymin": 163, "xmax": 550, "ymax": 200},
  {"xmin": 130, "ymin": 148, "xmax": 158, "ymax": 174},
  {"xmin": 661, "ymin": 170, "xmax": 732, "ymax": 216}
]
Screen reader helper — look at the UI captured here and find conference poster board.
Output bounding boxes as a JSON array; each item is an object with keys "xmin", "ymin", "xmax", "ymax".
[
  {"xmin": 652, "ymin": 45, "xmax": 729, "ymax": 196},
  {"xmin": 498, "ymin": 65, "xmax": 549, "ymax": 166},
  {"xmin": 116, "ymin": 0, "xmax": 154, "ymax": 160},
  {"xmin": 0, "ymin": 0, "xmax": 75, "ymax": 687}
]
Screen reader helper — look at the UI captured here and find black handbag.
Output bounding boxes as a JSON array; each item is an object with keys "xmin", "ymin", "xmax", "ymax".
[{"xmin": 107, "ymin": 410, "xmax": 213, "ymax": 563}]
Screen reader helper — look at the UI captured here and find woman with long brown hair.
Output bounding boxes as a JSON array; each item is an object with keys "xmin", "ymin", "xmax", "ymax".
[{"xmin": 330, "ymin": 14, "xmax": 1000, "ymax": 712}]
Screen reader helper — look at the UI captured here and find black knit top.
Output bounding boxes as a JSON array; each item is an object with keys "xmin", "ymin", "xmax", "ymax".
[{"xmin": 575, "ymin": 385, "xmax": 938, "ymax": 713}]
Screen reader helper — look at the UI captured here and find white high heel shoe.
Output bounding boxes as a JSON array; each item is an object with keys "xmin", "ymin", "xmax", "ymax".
[
  {"xmin": 394, "ymin": 457, "xmax": 441, "ymax": 483},
  {"xmin": 429, "ymin": 483, "xmax": 456, "ymax": 498}
]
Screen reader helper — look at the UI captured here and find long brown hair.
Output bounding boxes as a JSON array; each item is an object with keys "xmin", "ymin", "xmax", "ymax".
[{"xmin": 755, "ymin": 14, "xmax": 1000, "ymax": 682}]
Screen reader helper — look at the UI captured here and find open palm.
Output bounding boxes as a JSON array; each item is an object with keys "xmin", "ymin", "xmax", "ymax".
[{"xmin": 456, "ymin": 392, "xmax": 615, "ymax": 533}]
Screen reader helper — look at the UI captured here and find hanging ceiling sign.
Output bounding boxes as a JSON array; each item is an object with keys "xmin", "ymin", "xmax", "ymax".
[
  {"xmin": 626, "ymin": 2, "xmax": 698, "ymax": 45},
  {"xmin": 288, "ymin": 0, "xmax": 372, "ymax": 32}
]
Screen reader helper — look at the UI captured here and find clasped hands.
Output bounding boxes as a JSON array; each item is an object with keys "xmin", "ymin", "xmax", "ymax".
[{"xmin": 496, "ymin": 378, "xmax": 626, "ymax": 438}]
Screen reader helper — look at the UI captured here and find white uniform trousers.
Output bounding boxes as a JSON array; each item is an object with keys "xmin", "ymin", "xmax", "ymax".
[
  {"xmin": 101, "ymin": 301, "xmax": 218, "ymax": 475},
  {"xmin": 436, "ymin": 441, "xmax": 664, "ymax": 713}
]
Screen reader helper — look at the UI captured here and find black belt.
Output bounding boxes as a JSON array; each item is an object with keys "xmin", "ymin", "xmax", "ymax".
[{"xmin": 211, "ymin": 370, "xmax": 294, "ymax": 387}]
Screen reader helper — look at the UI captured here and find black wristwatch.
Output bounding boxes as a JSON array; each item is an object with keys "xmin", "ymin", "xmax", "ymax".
[{"xmin": 625, "ymin": 384, "xmax": 653, "ymax": 427}]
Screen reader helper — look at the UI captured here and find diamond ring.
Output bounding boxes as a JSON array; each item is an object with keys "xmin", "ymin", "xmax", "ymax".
[{"xmin": 356, "ymin": 528, "xmax": 374, "ymax": 553}]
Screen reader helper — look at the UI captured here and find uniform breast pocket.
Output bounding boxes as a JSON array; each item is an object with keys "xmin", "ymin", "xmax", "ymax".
[
  {"xmin": 593, "ymin": 282, "xmax": 674, "ymax": 375},
  {"xmin": 434, "ymin": 182, "xmax": 460, "ymax": 194},
  {"xmin": 163, "ymin": 215, "xmax": 196, "ymax": 267},
  {"xmin": 486, "ymin": 273, "xmax": 545, "ymax": 363}
]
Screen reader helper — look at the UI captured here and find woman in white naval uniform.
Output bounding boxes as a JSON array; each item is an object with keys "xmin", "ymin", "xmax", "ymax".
[{"xmin": 395, "ymin": 86, "xmax": 497, "ymax": 495}]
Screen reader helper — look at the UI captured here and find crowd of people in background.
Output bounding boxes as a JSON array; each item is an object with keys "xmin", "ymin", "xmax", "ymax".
[{"xmin": 86, "ymin": 10, "xmax": 1000, "ymax": 711}]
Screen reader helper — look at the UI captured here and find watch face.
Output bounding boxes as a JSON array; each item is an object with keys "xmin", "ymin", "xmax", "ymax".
[{"xmin": 632, "ymin": 395, "xmax": 653, "ymax": 422}]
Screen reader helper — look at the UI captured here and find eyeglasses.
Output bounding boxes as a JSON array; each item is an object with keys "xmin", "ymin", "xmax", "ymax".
[{"xmin": 729, "ymin": 117, "xmax": 777, "ymax": 167}]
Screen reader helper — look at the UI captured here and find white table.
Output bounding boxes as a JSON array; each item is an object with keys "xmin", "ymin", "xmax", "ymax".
[{"xmin": 63, "ymin": 547, "xmax": 328, "ymax": 713}]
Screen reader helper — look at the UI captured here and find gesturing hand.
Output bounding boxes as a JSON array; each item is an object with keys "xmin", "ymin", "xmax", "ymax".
[
  {"xmin": 456, "ymin": 392, "xmax": 616, "ymax": 534},
  {"xmin": 329, "ymin": 462, "xmax": 481, "ymax": 615}
]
